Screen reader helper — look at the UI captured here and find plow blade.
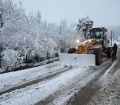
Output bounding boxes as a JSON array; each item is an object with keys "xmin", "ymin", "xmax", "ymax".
[{"xmin": 59, "ymin": 53, "xmax": 95, "ymax": 67}]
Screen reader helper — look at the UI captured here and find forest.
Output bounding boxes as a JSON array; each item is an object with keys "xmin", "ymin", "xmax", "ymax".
[{"xmin": 0, "ymin": 0, "xmax": 83, "ymax": 72}]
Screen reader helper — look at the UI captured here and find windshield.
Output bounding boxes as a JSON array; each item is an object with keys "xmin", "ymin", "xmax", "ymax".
[{"xmin": 90, "ymin": 31, "xmax": 101, "ymax": 39}]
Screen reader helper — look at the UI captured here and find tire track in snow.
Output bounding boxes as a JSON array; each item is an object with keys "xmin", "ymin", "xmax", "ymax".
[
  {"xmin": 0, "ymin": 66, "xmax": 72, "ymax": 96},
  {"xmin": 35, "ymin": 59, "xmax": 112, "ymax": 105},
  {"xmin": 66, "ymin": 59, "xmax": 115, "ymax": 105},
  {"xmin": 0, "ymin": 58, "xmax": 114, "ymax": 105},
  {"xmin": 0, "ymin": 67, "xmax": 84, "ymax": 105}
]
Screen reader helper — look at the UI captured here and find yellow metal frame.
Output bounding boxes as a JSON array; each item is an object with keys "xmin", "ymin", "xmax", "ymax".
[{"xmin": 78, "ymin": 39, "xmax": 96, "ymax": 54}]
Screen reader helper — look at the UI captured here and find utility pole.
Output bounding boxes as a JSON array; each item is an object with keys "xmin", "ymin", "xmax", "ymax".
[
  {"xmin": 111, "ymin": 30, "xmax": 113, "ymax": 46},
  {"xmin": 0, "ymin": 12, "xmax": 2, "ymax": 68},
  {"xmin": 0, "ymin": 12, "xmax": 3, "ymax": 68},
  {"xmin": 59, "ymin": 27, "xmax": 62, "ymax": 53},
  {"xmin": 0, "ymin": 12, "xmax": 3, "ymax": 28}
]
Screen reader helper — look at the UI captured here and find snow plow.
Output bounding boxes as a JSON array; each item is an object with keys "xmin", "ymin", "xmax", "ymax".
[{"xmin": 59, "ymin": 27, "xmax": 112, "ymax": 67}]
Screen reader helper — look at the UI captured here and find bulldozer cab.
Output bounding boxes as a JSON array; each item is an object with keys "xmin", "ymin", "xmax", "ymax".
[{"xmin": 90, "ymin": 27, "xmax": 107, "ymax": 39}]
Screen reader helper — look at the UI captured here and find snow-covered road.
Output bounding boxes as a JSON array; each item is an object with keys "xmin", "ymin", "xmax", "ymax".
[
  {"xmin": 0, "ymin": 66, "xmax": 88, "ymax": 105},
  {"xmin": 0, "ymin": 59, "xmax": 118, "ymax": 105},
  {"xmin": 0, "ymin": 62, "xmax": 69, "ymax": 94}
]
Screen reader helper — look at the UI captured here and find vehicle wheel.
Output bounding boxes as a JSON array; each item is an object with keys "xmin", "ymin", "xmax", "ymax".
[
  {"xmin": 95, "ymin": 50, "xmax": 103, "ymax": 65},
  {"xmin": 68, "ymin": 48, "xmax": 77, "ymax": 53},
  {"xmin": 107, "ymin": 47, "xmax": 112, "ymax": 58}
]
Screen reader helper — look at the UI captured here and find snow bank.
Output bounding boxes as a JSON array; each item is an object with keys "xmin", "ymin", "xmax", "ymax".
[{"xmin": 59, "ymin": 53, "xmax": 95, "ymax": 67}]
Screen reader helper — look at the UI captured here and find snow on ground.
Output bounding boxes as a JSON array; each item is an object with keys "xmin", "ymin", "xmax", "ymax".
[
  {"xmin": 0, "ymin": 65, "xmax": 102, "ymax": 105},
  {"xmin": 48, "ymin": 67, "xmax": 102, "ymax": 105},
  {"xmin": 0, "ymin": 56, "xmax": 119, "ymax": 105},
  {"xmin": 0, "ymin": 67, "xmax": 86, "ymax": 105},
  {"xmin": 87, "ymin": 61, "xmax": 120, "ymax": 105},
  {"xmin": 0, "ymin": 62, "xmax": 64, "ymax": 93}
]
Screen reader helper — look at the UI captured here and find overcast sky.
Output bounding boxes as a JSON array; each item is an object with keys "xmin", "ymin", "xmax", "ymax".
[{"xmin": 13, "ymin": 0, "xmax": 120, "ymax": 27}]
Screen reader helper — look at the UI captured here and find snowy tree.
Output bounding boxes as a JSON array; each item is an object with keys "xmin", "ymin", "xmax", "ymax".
[
  {"xmin": 36, "ymin": 10, "xmax": 41, "ymax": 24},
  {"xmin": 2, "ymin": 48, "xmax": 18, "ymax": 70},
  {"xmin": 0, "ymin": 0, "xmax": 83, "ymax": 71},
  {"xmin": 76, "ymin": 16, "xmax": 94, "ymax": 39}
]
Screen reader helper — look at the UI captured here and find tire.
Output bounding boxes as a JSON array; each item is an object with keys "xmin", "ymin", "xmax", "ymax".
[
  {"xmin": 107, "ymin": 47, "xmax": 112, "ymax": 58},
  {"xmin": 68, "ymin": 48, "xmax": 77, "ymax": 53},
  {"xmin": 94, "ymin": 49, "xmax": 103, "ymax": 65}
]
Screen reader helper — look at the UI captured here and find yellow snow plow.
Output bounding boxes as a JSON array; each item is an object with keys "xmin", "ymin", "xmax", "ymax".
[{"xmin": 59, "ymin": 27, "xmax": 112, "ymax": 67}]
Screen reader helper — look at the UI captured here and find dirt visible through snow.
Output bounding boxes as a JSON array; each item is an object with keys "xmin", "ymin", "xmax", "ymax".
[{"xmin": 67, "ymin": 49, "xmax": 120, "ymax": 105}]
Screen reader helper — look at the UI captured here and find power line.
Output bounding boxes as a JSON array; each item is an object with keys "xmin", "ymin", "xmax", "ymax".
[{"xmin": 112, "ymin": 31, "xmax": 120, "ymax": 41}]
